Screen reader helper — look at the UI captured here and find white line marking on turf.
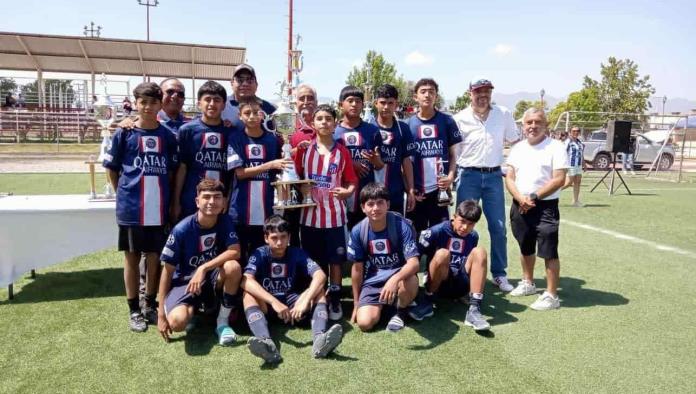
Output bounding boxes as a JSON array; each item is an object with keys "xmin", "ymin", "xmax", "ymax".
[{"xmin": 561, "ymin": 219, "xmax": 696, "ymax": 259}]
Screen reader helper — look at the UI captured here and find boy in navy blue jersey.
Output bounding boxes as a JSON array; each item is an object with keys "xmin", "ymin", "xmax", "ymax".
[
  {"xmin": 348, "ymin": 183, "xmax": 420, "ymax": 332},
  {"xmin": 241, "ymin": 215, "xmax": 343, "ymax": 364},
  {"xmin": 157, "ymin": 179, "xmax": 243, "ymax": 344},
  {"xmin": 103, "ymin": 82, "xmax": 179, "ymax": 332},
  {"xmin": 407, "ymin": 78, "xmax": 462, "ymax": 233},
  {"xmin": 172, "ymin": 81, "xmax": 235, "ymax": 222},
  {"xmin": 227, "ymin": 98, "xmax": 290, "ymax": 262},
  {"xmin": 334, "ymin": 86, "xmax": 385, "ymax": 229},
  {"xmin": 368, "ymin": 84, "xmax": 417, "ymax": 215},
  {"xmin": 411, "ymin": 200, "xmax": 491, "ymax": 331}
]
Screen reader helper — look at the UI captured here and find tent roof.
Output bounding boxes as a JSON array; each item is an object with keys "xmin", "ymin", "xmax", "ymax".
[{"xmin": 0, "ymin": 31, "xmax": 246, "ymax": 80}]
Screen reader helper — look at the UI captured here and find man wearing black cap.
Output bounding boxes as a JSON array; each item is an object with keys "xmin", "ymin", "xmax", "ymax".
[
  {"xmin": 221, "ymin": 64, "xmax": 276, "ymax": 132},
  {"xmin": 453, "ymin": 77, "xmax": 520, "ymax": 293}
]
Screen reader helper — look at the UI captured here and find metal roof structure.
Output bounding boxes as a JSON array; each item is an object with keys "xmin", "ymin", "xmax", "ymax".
[{"xmin": 0, "ymin": 31, "xmax": 246, "ymax": 80}]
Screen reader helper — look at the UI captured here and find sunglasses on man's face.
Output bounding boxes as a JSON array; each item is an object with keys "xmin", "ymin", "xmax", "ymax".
[
  {"xmin": 234, "ymin": 76, "xmax": 256, "ymax": 85},
  {"xmin": 165, "ymin": 89, "xmax": 185, "ymax": 98}
]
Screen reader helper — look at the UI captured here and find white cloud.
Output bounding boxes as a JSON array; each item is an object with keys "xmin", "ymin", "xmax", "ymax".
[
  {"xmin": 404, "ymin": 51, "xmax": 434, "ymax": 66},
  {"xmin": 490, "ymin": 44, "xmax": 514, "ymax": 56}
]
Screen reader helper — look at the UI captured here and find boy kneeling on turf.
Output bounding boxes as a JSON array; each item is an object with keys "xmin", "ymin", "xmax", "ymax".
[
  {"xmin": 349, "ymin": 182, "xmax": 420, "ymax": 332},
  {"xmin": 411, "ymin": 200, "xmax": 490, "ymax": 331},
  {"xmin": 157, "ymin": 179, "xmax": 243, "ymax": 345},
  {"xmin": 241, "ymin": 215, "xmax": 343, "ymax": 364}
]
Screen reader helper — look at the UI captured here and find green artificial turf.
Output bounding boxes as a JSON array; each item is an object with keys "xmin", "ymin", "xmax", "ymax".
[{"xmin": 0, "ymin": 173, "xmax": 694, "ymax": 393}]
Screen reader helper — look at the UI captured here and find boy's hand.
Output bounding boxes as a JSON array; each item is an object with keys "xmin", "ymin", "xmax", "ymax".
[
  {"xmin": 379, "ymin": 276, "xmax": 400, "ymax": 305},
  {"xmin": 297, "ymin": 140, "xmax": 311, "ymax": 150},
  {"xmin": 186, "ymin": 267, "xmax": 206, "ymax": 295},
  {"xmin": 271, "ymin": 300, "xmax": 291, "ymax": 323},
  {"xmin": 361, "ymin": 147, "xmax": 382, "ymax": 167},
  {"xmin": 269, "ymin": 158, "xmax": 293, "ymax": 171},
  {"xmin": 413, "ymin": 190, "xmax": 426, "ymax": 202},
  {"xmin": 437, "ymin": 174, "xmax": 453, "ymax": 190},
  {"xmin": 290, "ymin": 296, "xmax": 311, "ymax": 322},
  {"xmin": 158, "ymin": 311, "xmax": 172, "ymax": 342},
  {"xmin": 331, "ymin": 187, "xmax": 353, "ymax": 200},
  {"xmin": 118, "ymin": 117, "xmax": 137, "ymax": 130},
  {"xmin": 350, "ymin": 306, "xmax": 358, "ymax": 324},
  {"xmin": 352, "ymin": 159, "xmax": 369, "ymax": 178},
  {"xmin": 406, "ymin": 190, "xmax": 417, "ymax": 212}
]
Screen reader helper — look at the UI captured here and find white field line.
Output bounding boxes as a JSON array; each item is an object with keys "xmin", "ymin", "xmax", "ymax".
[
  {"xmin": 628, "ymin": 188, "xmax": 696, "ymax": 191},
  {"xmin": 561, "ymin": 219, "xmax": 696, "ymax": 260}
]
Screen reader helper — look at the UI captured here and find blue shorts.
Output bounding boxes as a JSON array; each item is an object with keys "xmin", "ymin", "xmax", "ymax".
[
  {"xmin": 164, "ymin": 269, "xmax": 220, "ymax": 314},
  {"xmin": 300, "ymin": 225, "xmax": 347, "ymax": 267},
  {"xmin": 358, "ymin": 284, "xmax": 388, "ymax": 307},
  {"xmin": 436, "ymin": 271, "xmax": 470, "ymax": 299}
]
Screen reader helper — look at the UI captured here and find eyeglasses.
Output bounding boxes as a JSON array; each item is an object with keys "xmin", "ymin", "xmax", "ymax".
[
  {"xmin": 234, "ymin": 76, "xmax": 256, "ymax": 85},
  {"xmin": 165, "ymin": 89, "xmax": 185, "ymax": 98}
]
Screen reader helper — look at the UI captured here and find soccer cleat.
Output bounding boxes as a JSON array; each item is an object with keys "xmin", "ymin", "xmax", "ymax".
[
  {"xmin": 386, "ymin": 313, "xmax": 406, "ymax": 332},
  {"xmin": 572, "ymin": 201, "xmax": 584, "ymax": 208},
  {"xmin": 493, "ymin": 276, "xmax": 514, "ymax": 292},
  {"xmin": 510, "ymin": 280, "xmax": 537, "ymax": 297},
  {"xmin": 142, "ymin": 306, "xmax": 158, "ymax": 325},
  {"xmin": 464, "ymin": 307, "xmax": 491, "ymax": 331},
  {"xmin": 408, "ymin": 298, "xmax": 434, "ymax": 321},
  {"xmin": 216, "ymin": 325, "xmax": 237, "ymax": 346},
  {"xmin": 129, "ymin": 312, "xmax": 147, "ymax": 333},
  {"xmin": 328, "ymin": 302, "xmax": 343, "ymax": 321},
  {"xmin": 312, "ymin": 324, "xmax": 343, "ymax": 358},
  {"xmin": 247, "ymin": 337, "xmax": 282, "ymax": 364},
  {"xmin": 530, "ymin": 291, "xmax": 561, "ymax": 311}
]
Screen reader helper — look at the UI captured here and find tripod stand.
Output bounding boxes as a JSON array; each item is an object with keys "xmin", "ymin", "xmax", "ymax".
[{"xmin": 590, "ymin": 152, "xmax": 632, "ymax": 195}]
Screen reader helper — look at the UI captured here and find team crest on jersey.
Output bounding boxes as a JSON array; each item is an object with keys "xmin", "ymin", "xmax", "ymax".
[
  {"xmin": 204, "ymin": 132, "xmax": 221, "ymax": 149},
  {"xmin": 418, "ymin": 125, "xmax": 439, "ymax": 139},
  {"xmin": 246, "ymin": 144, "xmax": 266, "ymax": 160},
  {"xmin": 448, "ymin": 238, "xmax": 465, "ymax": 254},
  {"xmin": 369, "ymin": 239, "xmax": 391, "ymax": 255},
  {"xmin": 344, "ymin": 131, "xmax": 363, "ymax": 146},
  {"xmin": 141, "ymin": 136, "xmax": 161, "ymax": 153},
  {"xmin": 380, "ymin": 130, "xmax": 394, "ymax": 145},
  {"xmin": 199, "ymin": 234, "xmax": 216, "ymax": 252},
  {"xmin": 328, "ymin": 163, "xmax": 338, "ymax": 174},
  {"xmin": 166, "ymin": 234, "xmax": 175, "ymax": 246},
  {"xmin": 271, "ymin": 262, "xmax": 288, "ymax": 278}
]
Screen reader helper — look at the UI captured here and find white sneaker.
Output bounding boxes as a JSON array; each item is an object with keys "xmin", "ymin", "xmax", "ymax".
[
  {"xmin": 573, "ymin": 201, "xmax": 584, "ymax": 208},
  {"xmin": 510, "ymin": 280, "xmax": 537, "ymax": 297},
  {"xmin": 530, "ymin": 291, "xmax": 560, "ymax": 310},
  {"xmin": 328, "ymin": 302, "xmax": 343, "ymax": 321},
  {"xmin": 493, "ymin": 276, "xmax": 514, "ymax": 292}
]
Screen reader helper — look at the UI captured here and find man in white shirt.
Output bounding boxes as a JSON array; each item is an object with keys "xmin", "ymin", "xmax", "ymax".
[
  {"xmin": 504, "ymin": 108, "xmax": 569, "ymax": 310},
  {"xmin": 453, "ymin": 77, "xmax": 520, "ymax": 292}
]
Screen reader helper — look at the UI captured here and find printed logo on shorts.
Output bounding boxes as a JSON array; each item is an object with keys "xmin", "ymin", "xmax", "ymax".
[
  {"xmin": 418, "ymin": 125, "xmax": 438, "ymax": 139},
  {"xmin": 271, "ymin": 263, "xmax": 288, "ymax": 278},
  {"xmin": 141, "ymin": 136, "xmax": 161, "ymax": 153},
  {"xmin": 369, "ymin": 239, "xmax": 391, "ymax": 255},
  {"xmin": 380, "ymin": 130, "xmax": 394, "ymax": 145},
  {"xmin": 205, "ymin": 132, "xmax": 221, "ymax": 149},
  {"xmin": 448, "ymin": 238, "xmax": 465, "ymax": 254},
  {"xmin": 247, "ymin": 144, "xmax": 266, "ymax": 160},
  {"xmin": 199, "ymin": 234, "xmax": 216, "ymax": 252},
  {"xmin": 344, "ymin": 131, "xmax": 363, "ymax": 147}
]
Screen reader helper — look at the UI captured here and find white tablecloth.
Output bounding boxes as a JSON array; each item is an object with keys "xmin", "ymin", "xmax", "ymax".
[{"xmin": 0, "ymin": 194, "xmax": 116, "ymax": 287}]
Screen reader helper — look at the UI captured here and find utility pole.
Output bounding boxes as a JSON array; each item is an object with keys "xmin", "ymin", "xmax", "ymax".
[
  {"xmin": 137, "ymin": 0, "xmax": 159, "ymax": 41},
  {"xmin": 83, "ymin": 22, "xmax": 102, "ymax": 38},
  {"xmin": 287, "ymin": 0, "xmax": 293, "ymax": 98}
]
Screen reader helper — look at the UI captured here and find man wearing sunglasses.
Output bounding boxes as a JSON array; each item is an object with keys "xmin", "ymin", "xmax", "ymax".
[
  {"xmin": 221, "ymin": 64, "xmax": 276, "ymax": 132},
  {"xmin": 453, "ymin": 77, "xmax": 521, "ymax": 294},
  {"xmin": 157, "ymin": 78, "xmax": 190, "ymax": 134}
]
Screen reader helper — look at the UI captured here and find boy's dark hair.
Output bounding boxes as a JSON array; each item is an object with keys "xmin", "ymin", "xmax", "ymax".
[
  {"xmin": 133, "ymin": 82, "xmax": 163, "ymax": 101},
  {"xmin": 374, "ymin": 84, "xmax": 399, "ymax": 100},
  {"xmin": 414, "ymin": 78, "xmax": 439, "ymax": 94},
  {"xmin": 359, "ymin": 182, "xmax": 390, "ymax": 205},
  {"xmin": 313, "ymin": 104, "xmax": 337, "ymax": 120},
  {"xmin": 339, "ymin": 85, "xmax": 364, "ymax": 102},
  {"xmin": 263, "ymin": 214, "xmax": 290, "ymax": 235},
  {"xmin": 197, "ymin": 80, "xmax": 227, "ymax": 102},
  {"xmin": 455, "ymin": 200, "xmax": 482, "ymax": 223},
  {"xmin": 237, "ymin": 97, "xmax": 261, "ymax": 111},
  {"xmin": 196, "ymin": 178, "xmax": 225, "ymax": 195}
]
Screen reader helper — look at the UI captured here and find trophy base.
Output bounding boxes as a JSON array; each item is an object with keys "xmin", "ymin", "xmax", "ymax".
[
  {"xmin": 89, "ymin": 195, "xmax": 116, "ymax": 202},
  {"xmin": 271, "ymin": 179, "xmax": 315, "ymax": 186},
  {"xmin": 272, "ymin": 202, "xmax": 318, "ymax": 210}
]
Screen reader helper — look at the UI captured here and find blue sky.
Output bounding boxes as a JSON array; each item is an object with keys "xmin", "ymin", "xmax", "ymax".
[{"xmin": 3, "ymin": 0, "xmax": 695, "ymax": 103}]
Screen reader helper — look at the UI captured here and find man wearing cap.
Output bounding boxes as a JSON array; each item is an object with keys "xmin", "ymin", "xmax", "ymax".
[
  {"xmin": 453, "ymin": 77, "xmax": 520, "ymax": 293},
  {"xmin": 221, "ymin": 64, "xmax": 276, "ymax": 132}
]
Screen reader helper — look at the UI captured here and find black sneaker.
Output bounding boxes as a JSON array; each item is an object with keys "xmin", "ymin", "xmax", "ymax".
[
  {"xmin": 142, "ymin": 306, "xmax": 158, "ymax": 325},
  {"xmin": 129, "ymin": 312, "xmax": 147, "ymax": 333}
]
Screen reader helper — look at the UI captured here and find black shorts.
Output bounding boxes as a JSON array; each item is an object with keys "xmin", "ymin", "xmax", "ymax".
[
  {"xmin": 436, "ymin": 272, "xmax": 470, "ymax": 299},
  {"xmin": 237, "ymin": 224, "xmax": 265, "ymax": 267},
  {"xmin": 407, "ymin": 190, "xmax": 449, "ymax": 234},
  {"xmin": 510, "ymin": 199, "xmax": 560, "ymax": 259},
  {"xmin": 300, "ymin": 225, "xmax": 347, "ymax": 267},
  {"xmin": 118, "ymin": 225, "xmax": 166, "ymax": 253}
]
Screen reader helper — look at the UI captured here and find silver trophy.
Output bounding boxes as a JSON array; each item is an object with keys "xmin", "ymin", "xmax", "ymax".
[
  {"xmin": 437, "ymin": 159, "xmax": 452, "ymax": 207},
  {"xmin": 87, "ymin": 74, "xmax": 115, "ymax": 200}
]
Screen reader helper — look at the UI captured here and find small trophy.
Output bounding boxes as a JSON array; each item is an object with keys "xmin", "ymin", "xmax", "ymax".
[
  {"xmin": 270, "ymin": 99, "xmax": 316, "ymax": 209},
  {"xmin": 86, "ymin": 74, "xmax": 116, "ymax": 201},
  {"xmin": 437, "ymin": 159, "xmax": 452, "ymax": 207}
]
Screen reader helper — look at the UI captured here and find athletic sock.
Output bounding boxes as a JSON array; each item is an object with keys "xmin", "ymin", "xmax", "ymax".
[
  {"xmin": 145, "ymin": 293, "xmax": 157, "ymax": 309},
  {"xmin": 245, "ymin": 306, "xmax": 270, "ymax": 339},
  {"xmin": 217, "ymin": 292, "xmax": 238, "ymax": 327},
  {"xmin": 424, "ymin": 290, "xmax": 435, "ymax": 302},
  {"xmin": 469, "ymin": 292, "xmax": 483, "ymax": 310},
  {"xmin": 311, "ymin": 303, "xmax": 329, "ymax": 340},
  {"xmin": 127, "ymin": 297, "xmax": 140, "ymax": 314},
  {"xmin": 328, "ymin": 284, "xmax": 341, "ymax": 306}
]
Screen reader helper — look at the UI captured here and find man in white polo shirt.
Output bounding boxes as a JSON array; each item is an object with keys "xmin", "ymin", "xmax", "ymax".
[
  {"xmin": 453, "ymin": 77, "xmax": 520, "ymax": 292},
  {"xmin": 504, "ymin": 108, "xmax": 568, "ymax": 310}
]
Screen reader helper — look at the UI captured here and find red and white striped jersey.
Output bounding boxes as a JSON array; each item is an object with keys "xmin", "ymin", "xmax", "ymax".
[{"xmin": 295, "ymin": 141, "xmax": 358, "ymax": 228}]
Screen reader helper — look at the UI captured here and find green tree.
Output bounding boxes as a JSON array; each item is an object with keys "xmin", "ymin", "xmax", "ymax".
[
  {"xmin": 21, "ymin": 79, "xmax": 76, "ymax": 107},
  {"xmin": 514, "ymin": 100, "xmax": 544, "ymax": 120},
  {"xmin": 450, "ymin": 92, "xmax": 471, "ymax": 113},
  {"xmin": 1, "ymin": 77, "xmax": 17, "ymax": 96},
  {"xmin": 346, "ymin": 50, "xmax": 418, "ymax": 111},
  {"xmin": 584, "ymin": 57, "xmax": 655, "ymax": 115},
  {"xmin": 548, "ymin": 86, "xmax": 603, "ymax": 130}
]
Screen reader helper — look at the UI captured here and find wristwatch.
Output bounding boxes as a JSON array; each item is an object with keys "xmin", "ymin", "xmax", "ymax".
[{"xmin": 529, "ymin": 192, "xmax": 538, "ymax": 201}]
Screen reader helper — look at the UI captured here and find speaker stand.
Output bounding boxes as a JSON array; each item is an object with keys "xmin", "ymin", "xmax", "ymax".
[{"xmin": 590, "ymin": 153, "xmax": 632, "ymax": 195}]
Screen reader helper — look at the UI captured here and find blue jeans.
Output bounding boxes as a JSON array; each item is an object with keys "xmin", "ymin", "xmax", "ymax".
[{"xmin": 456, "ymin": 168, "xmax": 508, "ymax": 278}]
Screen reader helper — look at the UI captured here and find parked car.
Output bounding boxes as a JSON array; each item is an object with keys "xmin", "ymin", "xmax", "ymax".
[{"xmin": 583, "ymin": 129, "xmax": 675, "ymax": 170}]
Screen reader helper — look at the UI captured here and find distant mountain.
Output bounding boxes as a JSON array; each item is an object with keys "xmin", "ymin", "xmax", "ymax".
[{"xmin": 647, "ymin": 97, "xmax": 696, "ymax": 115}]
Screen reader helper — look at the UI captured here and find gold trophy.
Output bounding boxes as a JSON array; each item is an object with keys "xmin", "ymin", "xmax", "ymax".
[
  {"xmin": 86, "ymin": 74, "xmax": 115, "ymax": 201},
  {"xmin": 270, "ymin": 100, "xmax": 316, "ymax": 209},
  {"xmin": 437, "ymin": 159, "xmax": 452, "ymax": 207}
]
